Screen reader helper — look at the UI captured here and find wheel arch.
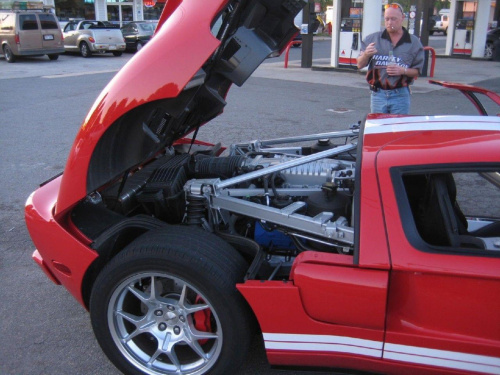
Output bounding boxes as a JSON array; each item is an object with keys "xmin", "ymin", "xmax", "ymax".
[
  {"xmin": 80, "ymin": 223, "xmax": 259, "ymax": 311},
  {"xmin": 88, "ymin": 225, "xmax": 259, "ymax": 374},
  {"xmin": 81, "ymin": 217, "xmax": 167, "ymax": 308}
]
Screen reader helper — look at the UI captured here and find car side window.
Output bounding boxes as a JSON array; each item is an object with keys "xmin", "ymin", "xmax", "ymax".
[
  {"xmin": 399, "ymin": 169, "xmax": 500, "ymax": 254},
  {"xmin": 20, "ymin": 14, "xmax": 38, "ymax": 30}
]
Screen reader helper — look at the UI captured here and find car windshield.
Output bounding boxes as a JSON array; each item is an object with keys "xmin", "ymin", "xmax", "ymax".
[{"xmin": 139, "ymin": 23, "xmax": 156, "ymax": 32}]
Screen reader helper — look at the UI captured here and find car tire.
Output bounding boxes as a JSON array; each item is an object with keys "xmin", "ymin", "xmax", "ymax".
[
  {"xmin": 429, "ymin": 30, "xmax": 434, "ymax": 36},
  {"xmin": 3, "ymin": 45, "xmax": 16, "ymax": 63},
  {"xmin": 80, "ymin": 42, "xmax": 91, "ymax": 58},
  {"xmin": 47, "ymin": 54, "xmax": 59, "ymax": 61},
  {"xmin": 136, "ymin": 41, "xmax": 144, "ymax": 52},
  {"xmin": 444, "ymin": 27, "xmax": 448, "ymax": 36},
  {"xmin": 112, "ymin": 51, "xmax": 123, "ymax": 57},
  {"xmin": 89, "ymin": 226, "xmax": 253, "ymax": 375}
]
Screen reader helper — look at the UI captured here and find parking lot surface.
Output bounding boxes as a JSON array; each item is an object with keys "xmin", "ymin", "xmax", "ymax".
[{"xmin": 1, "ymin": 46, "xmax": 499, "ymax": 375}]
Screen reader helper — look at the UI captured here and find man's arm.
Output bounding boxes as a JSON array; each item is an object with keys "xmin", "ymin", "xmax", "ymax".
[{"xmin": 409, "ymin": 38, "xmax": 426, "ymax": 76}]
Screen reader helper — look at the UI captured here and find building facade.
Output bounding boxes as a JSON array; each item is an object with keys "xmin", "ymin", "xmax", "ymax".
[{"xmin": 0, "ymin": 0, "xmax": 165, "ymax": 24}]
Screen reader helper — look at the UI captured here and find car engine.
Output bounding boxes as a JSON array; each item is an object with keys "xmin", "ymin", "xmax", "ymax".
[{"xmin": 73, "ymin": 129, "xmax": 359, "ymax": 279}]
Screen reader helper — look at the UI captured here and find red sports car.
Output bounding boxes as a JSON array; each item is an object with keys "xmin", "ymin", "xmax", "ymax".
[{"xmin": 25, "ymin": 0, "xmax": 500, "ymax": 374}]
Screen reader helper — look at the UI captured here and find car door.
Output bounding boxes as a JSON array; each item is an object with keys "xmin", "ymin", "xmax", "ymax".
[
  {"xmin": 38, "ymin": 13, "xmax": 61, "ymax": 50},
  {"xmin": 376, "ymin": 130, "xmax": 500, "ymax": 374},
  {"xmin": 18, "ymin": 13, "xmax": 42, "ymax": 52},
  {"xmin": 63, "ymin": 22, "xmax": 78, "ymax": 49},
  {"xmin": 121, "ymin": 23, "xmax": 136, "ymax": 49}
]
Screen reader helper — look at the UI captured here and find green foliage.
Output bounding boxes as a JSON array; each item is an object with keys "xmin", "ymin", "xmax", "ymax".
[{"xmin": 434, "ymin": 1, "xmax": 450, "ymax": 12}]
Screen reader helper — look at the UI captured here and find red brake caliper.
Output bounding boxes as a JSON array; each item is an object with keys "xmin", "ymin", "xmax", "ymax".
[{"xmin": 194, "ymin": 296, "xmax": 211, "ymax": 344}]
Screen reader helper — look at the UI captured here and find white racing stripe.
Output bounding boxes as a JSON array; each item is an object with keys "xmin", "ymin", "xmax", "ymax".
[
  {"xmin": 264, "ymin": 333, "xmax": 382, "ymax": 358},
  {"xmin": 264, "ymin": 333, "xmax": 500, "ymax": 374},
  {"xmin": 384, "ymin": 343, "xmax": 500, "ymax": 374},
  {"xmin": 364, "ymin": 115, "xmax": 500, "ymax": 135}
]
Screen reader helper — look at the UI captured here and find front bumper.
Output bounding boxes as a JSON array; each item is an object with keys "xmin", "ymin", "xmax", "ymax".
[{"xmin": 25, "ymin": 175, "xmax": 98, "ymax": 307}]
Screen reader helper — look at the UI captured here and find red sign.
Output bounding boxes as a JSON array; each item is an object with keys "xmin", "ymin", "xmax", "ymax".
[{"xmin": 144, "ymin": 0, "xmax": 156, "ymax": 7}]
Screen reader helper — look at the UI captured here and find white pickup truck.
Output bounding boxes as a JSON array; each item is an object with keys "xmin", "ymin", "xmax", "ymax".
[{"xmin": 62, "ymin": 20, "xmax": 126, "ymax": 57}]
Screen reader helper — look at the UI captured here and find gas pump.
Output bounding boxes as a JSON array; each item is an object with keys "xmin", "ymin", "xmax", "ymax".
[
  {"xmin": 453, "ymin": 1, "xmax": 477, "ymax": 55},
  {"xmin": 338, "ymin": 0, "xmax": 363, "ymax": 68}
]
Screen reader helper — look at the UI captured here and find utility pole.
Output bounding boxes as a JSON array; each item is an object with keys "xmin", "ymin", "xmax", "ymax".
[
  {"xmin": 413, "ymin": 0, "xmax": 433, "ymax": 77},
  {"xmin": 419, "ymin": 0, "xmax": 432, "ymax": 47},
  {"xmin": 301, "ymin": 0, "xmax": 314, "ymax": 68}
]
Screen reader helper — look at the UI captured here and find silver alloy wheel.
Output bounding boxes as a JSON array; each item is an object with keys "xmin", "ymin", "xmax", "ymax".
[
  {"xmin": 108, "ymin": 271, "xmax": 222, "ymax": 375},
  {"xmin": 80, "ymin": 42, "xmax": 90, "ymax": 57},
  {"xmin": 4, "ymin": 45, "xmax": 15, "ymax": 62},
  {"xmin": 485, "ymin": 42, "xmax": 493, "ymax": 59}
]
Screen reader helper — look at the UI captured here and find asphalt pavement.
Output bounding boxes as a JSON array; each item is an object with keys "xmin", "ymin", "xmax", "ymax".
[
  {"xmin": 255, "ymin": 50, "xmax": 500, "ymax": 96},
  {"xmin": 2, "ymin": 41, "xmax": 500, "ymax": 93},
  {"xmin": 0, "ymin": 42, "xmax": 499, "ymax": 375}
]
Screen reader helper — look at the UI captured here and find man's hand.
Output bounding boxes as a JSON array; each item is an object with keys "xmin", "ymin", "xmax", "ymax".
[
  {"xmin": 357, "ymin": 42, "xmax": 377, "ymax": 69},
  {"xmin": 364, "ymin": 42, "xmax": 377, "ymax": 57},
  {"xmin": 386, "ymin": 64, "xmax": 404, "ymax": 76}
]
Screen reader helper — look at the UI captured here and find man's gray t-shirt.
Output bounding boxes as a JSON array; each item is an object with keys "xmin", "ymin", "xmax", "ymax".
[{"xmin": 360, "ymin": 28, "xmax": 424, "ymax": 90}]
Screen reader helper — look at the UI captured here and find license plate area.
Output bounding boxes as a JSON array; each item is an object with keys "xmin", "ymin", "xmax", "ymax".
[
  {"xmin": 43, "ymin": 34, "xmax": 54, "ymax": 41},
  {"xmin": 109, "ymin": 45, "xmax": 117, "ymax": 50}
]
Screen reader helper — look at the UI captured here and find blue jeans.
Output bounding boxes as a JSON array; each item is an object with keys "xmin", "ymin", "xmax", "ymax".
[{"xmin": 370, "ymin": 87, "xmax": 411, "ymax": 114}]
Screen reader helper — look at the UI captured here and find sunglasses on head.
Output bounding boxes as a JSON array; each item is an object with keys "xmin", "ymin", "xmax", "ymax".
[{"xmin": 385, "ymin": 3, "xmax": 404, "ymax": 13}]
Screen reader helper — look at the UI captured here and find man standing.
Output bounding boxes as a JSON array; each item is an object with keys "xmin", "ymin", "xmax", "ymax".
[{"xmin": 357, "ymin": 3, "xmax": 425, "ymax": 114}]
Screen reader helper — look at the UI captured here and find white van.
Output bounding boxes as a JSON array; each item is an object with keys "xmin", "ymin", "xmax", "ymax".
[
  {"xmin": 0, "ymin": 8, "xmax": 64, "ymax": 63},
  {"xmin": 430, "ymin": 9, "xmax": 450, "ymax": 35}
]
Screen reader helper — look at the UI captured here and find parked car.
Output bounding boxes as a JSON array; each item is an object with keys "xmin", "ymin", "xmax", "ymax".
[
  {"xmin": 25, "ymin": 1, "xmax": 500, "ymax": 375},
  {"xmin": 62, "ymin": 20, "xmax": 126, "ymax": 57},
  {"xmin": 429, "ymin": 10, "xmax": 449, "ymax": 35},
  {"xmin": 485, "ymin": 27, "xmax": 500, "ymax": 59},
  {"xmin": 121, "ymin": 21, "xmax": 157, "ymax": 52},
  {"xmin": 428, "ymin": 14, "xmax": 438, "ymax": 33},
  {"xmin": 0, "ymin": 8, "xmax": 64, "ymax": 63}
]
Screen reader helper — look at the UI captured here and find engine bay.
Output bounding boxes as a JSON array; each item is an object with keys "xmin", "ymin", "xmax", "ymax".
[{"xmin": 72, "ymin": 129, "xmax": 359, "ymax": 280}]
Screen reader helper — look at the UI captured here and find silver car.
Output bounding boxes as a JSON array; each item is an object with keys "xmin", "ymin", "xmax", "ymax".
[{"xmin": 63, "ymin": 20, "xmax": 126, "ymax": 57}]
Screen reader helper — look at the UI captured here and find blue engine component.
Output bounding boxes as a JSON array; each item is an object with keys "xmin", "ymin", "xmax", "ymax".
[{"xmin": 254, "ymin": 221, "xmax": 296, "ymax": 250}]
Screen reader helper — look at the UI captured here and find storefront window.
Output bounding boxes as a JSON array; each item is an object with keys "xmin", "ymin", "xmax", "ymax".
[
  {"xmin": 143, "ymin": 4, "xmax": 162, "ymax": 20},
  {"xmin": 143, "ymin": 0, "xmax": 164, "ymax": 20},
  {"xmin": 56, "ymin": 0, "xmax": 95, "ymax": 22},
  {"xmin": 107, "ymin": 3, "xmax": 133, "ymax": 25}
]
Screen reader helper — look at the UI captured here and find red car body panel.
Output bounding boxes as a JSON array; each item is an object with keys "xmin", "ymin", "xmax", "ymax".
[
  {"xmin": 371, "ymin": 122, "xmax": 500, "ymax": 366},
  {"xmin": 56, "ymin": 0, "xmax": 225, "ymax": 215},
  {"xmin": 239, "ymin": 115, "xmax": 500, "ymax": 374},
  {"xmin": 429, "ymin": 80, "xmax": 500, "ymax": 115},
  {"xmin": 26, "ymin": 176, "xmax": 97, "ymax": 306},
  {"xmin": 291, "ymin": 261, "xmax": 388, "ymax": 330}
]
